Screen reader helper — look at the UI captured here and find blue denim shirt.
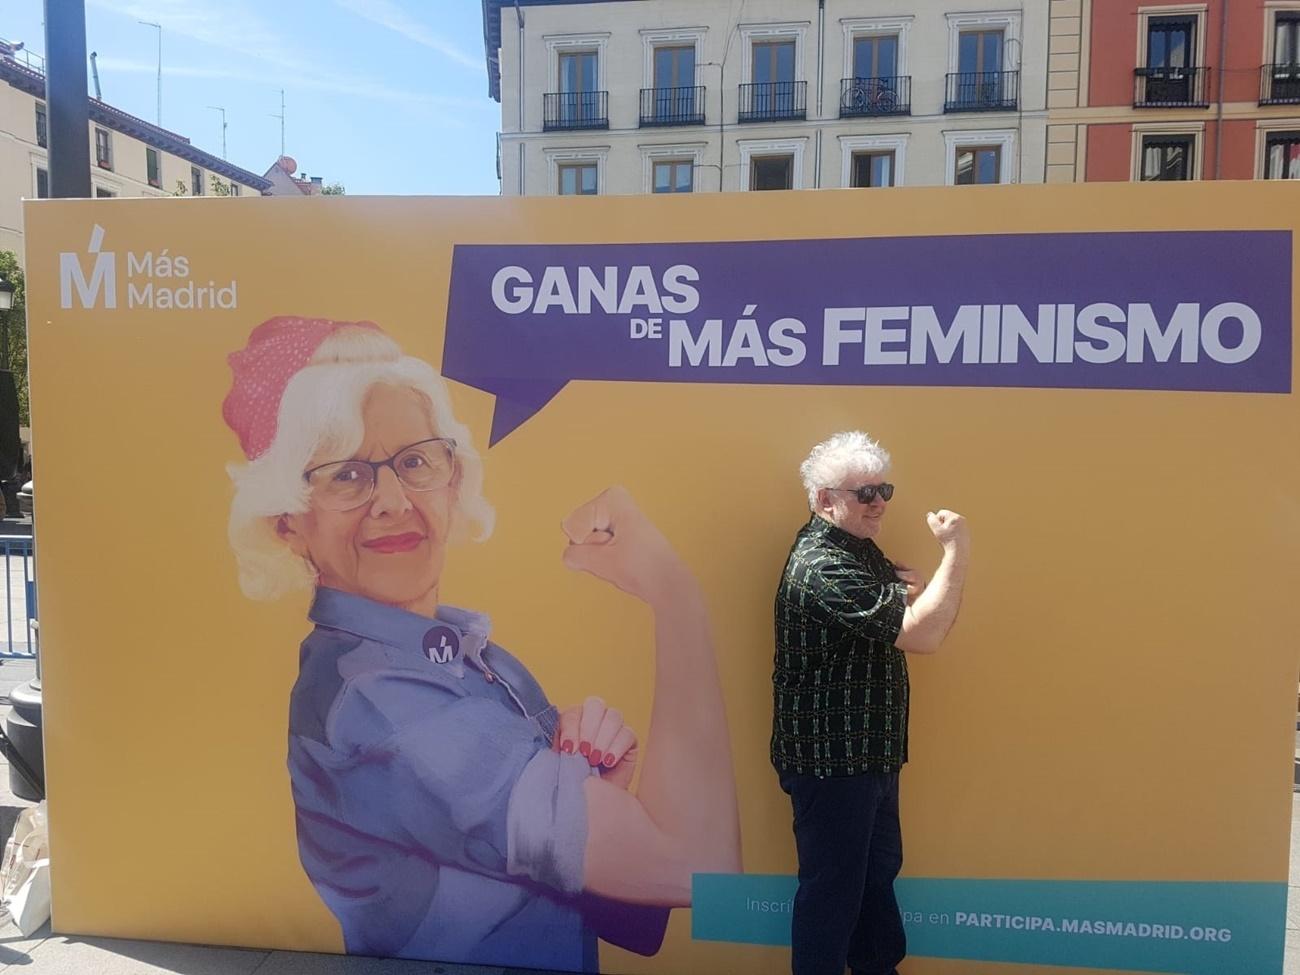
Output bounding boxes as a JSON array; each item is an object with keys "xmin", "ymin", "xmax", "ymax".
[{"xmin": 287, "ymin": 588, "xmax": 596, "ymax": 970}]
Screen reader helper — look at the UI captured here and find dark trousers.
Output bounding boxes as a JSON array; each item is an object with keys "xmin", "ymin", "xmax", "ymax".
[{"xmin": 780, "ymin": 770, "xmax": 906, "ymax": 975}]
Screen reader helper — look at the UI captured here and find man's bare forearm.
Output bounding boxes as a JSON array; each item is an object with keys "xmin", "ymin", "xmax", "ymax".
[{"xmin": 897, "ymin": 522, "xmax": 969, "ymax": 654}]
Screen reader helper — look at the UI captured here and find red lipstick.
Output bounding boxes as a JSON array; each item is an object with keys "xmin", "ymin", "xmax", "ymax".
[{"xmin": 362, "ymin": 532, "xmax": 425, "ymax": 554}]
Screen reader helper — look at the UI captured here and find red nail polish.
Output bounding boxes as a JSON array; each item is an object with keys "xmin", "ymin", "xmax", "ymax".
[
  {"xmin": 603, "ymin": 754, "xmax": 616, "ymax": 768},
  {"xmin": 561, "ymin": 740, "xmax": 574, "ymax": 754},
  {"xmin": 579, "ymin": 741, "xmax": 591, "ymax": 757},
  {"xmin": 590, "ymin": 749, "xmax": 603, "ymax": 766}
]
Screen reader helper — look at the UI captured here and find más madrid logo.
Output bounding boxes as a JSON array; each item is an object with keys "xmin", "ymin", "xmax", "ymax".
[{"xmin": 59, "ymin": 225, "xmax": 237, "ymax": 311}]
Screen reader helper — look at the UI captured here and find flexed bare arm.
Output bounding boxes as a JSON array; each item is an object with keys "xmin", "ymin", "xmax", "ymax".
[{"xmin": 561, "ymin": 487, "xmax": 742, "ymax": 906}]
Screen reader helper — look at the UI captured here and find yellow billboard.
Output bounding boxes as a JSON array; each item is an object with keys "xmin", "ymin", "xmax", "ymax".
[{"xmin": 21, "ymin": 182, "xmax": 1300, "ymax": 975}]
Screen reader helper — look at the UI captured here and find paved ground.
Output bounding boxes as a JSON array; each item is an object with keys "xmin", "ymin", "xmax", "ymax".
[{"xmin": 0, "ymin": 664, "xmax": 1293, "ymax": 973}]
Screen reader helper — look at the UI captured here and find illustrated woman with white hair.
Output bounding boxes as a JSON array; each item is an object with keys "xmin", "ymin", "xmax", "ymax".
[{"xmin": 222, "ymin": 317, "xmax": 741, "ymax": 970}]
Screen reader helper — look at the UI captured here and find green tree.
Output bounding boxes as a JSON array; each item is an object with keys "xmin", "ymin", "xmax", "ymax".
[
  {"xmin": 209, "ymin": 175, "xmax": 231, "ymax": 197},
  {"xmin": 172, "ymin": 179, "xmax": 188, "ymax": 196},
  {"xmin": 0, "ymin": 253, "xmax": 28, "ymax": 426},
  {"xmin": 322, "ymin": 182, "xmax": 346, "ymax": 195}
]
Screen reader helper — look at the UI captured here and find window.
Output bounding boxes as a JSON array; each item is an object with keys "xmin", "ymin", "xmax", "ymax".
[
  {"xmin": 1140, "ymin": 134, "xmax": 1194, "ymax": 180},
  {"xmin": 854, "ymin": 34, "xmax": 899, "ymax": 80},
  {"xmin": 641, "ymin": 144, "xmax": 705, "ymax": 192},
  {"xmin": 841, "ymin": 135, "xmax": 907, "ymax": 187},
  {"xmin": 851, "ymin": 151, "xmax": 895, "ymax": 187},
  {"xmin": 1270, "ymin": 14, "xmax": 1300, "ymax": 104},
  {"xmin": 1146, "ymin": 17, "xmax": 1195, "ymax": 70},
  {"xmin": 230, "ymin": 183, "xmax": 241, "ymax": 197},
  {"xmin": 1264, "ymin": 131, "xmax": 1300, "ymax": 179},
  {"xmin": 1278, "ymin": 14, "xmax": 1300, "ymax": 65},
  {"xmin": 652, "ymin": 159, "xmax": 693, "ymax": 193},
  {"xmin": 191, "ymin": 166, "xmax": 204, "ymax": 196},
  {"xmin": 948, "ymin": 26, "xmax": 1014, "ymax": 110},
  {"xmin": 647, "ymin": 44, "xmax": 699, "ymax": 124},
  {"xmin": 146, "ymin": 147, "xmax": 161, "ymax": 188},
  {"xmin": 841, "ymin": 21, "xmax": 911, "ymax": 117},
  {"xmin": 748, "ymin": 40, "xmax": 799, "ymax": 119},
  {"xmin": 1141, "ymin": 16, "xmax": 1198, "ymax": 104},
  {"xmin": 95, "ymin": 187, "xmax": 116, "ymax": 198},
  {"xmin": 959, "ymin": 29, "xmax": 1003, "ymax": 74},
  {"xmin": 94, "ymin": 127, "xmax": 112, "ymax": 169},
  {"xmin": 739, "ymin": 25, "xmax": 807, "ymax": 121},
  {"xmin": 558, "ymin": 163, "xmax": 598, "ymax": 195},
  {"xmin": 955, "ymin": 145, "xmax": 1001, "ymax": 184},
  {"xmin": 34, "ymin": 103, "xmax": 46, "ymax": 149},
  {"xmin": 753, "ymin": 40, "xmax": 796, "ymax": 86},
  {"xmin": 560, "ymin": 49, "xmax": 598, "ymax": 93},
  {"xmin": 35, "ymin": 168, "xmax": 48, "ymax": 199},
  {"xmin": 559, "ymin": 50, "xmax": 600, "ymax": 125},
  {"xmin": 740, "ymin": 138, "xmax": 804, "ymax": 190},
  {"xmin": 750, "ymin": 155, "xmax": 793, "ymax": 191},
  {"xmin": 654, "ymin": 45, "xmax": 695, "ymax": 89}
]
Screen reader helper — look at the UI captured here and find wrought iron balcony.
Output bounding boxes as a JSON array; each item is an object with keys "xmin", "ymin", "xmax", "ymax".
[
  {"xmin": 542, "ymin": 91, "xmax": 609, "ymax": 131},
  {"xmin": 1133, "ymin": 66, "xmax": 1209, "ymax": 108},
  {"xmin": 1260, "ymin": 63, "xmax": 1300, "ymax": 105},
  {"xmin": 840, "ymin": 76, "xmax": 910, "ymax": 117},
  {"xmin": 738, "ymin": 81, "xmax": 807, "ymax": 123},
  {"xmin": 640, "ymin": 86, "xmax": 706, "ymax": 126},
  {"xmin": 944, "ymin": 71, "xmax": 1019, "ymax": 112}
]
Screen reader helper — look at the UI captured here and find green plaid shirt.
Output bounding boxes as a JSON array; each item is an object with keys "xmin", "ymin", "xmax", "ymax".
[{"xmin": 771, "ymin": 515, "xmax": 910, "ymax": 777}]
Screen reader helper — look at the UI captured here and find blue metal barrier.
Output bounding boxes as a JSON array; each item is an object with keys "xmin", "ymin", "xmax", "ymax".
[{"xmin": 0, "ymin": 536, "xmax": 35, "ymax": 659}]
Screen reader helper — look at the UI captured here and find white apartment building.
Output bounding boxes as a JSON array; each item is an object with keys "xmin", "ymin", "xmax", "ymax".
[
  {"xmin": 0, "ymin": 42, "xmax": 269, "ymax": 263},
  {"xmin": 483, "ymin": 0, "xmax": 1049, "ymax": 195}
]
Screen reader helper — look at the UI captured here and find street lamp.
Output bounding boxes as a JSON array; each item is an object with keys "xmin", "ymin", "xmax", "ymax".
[{"xmin": 0, "ymin": 275, "xmax": 12, "ymax": 365}]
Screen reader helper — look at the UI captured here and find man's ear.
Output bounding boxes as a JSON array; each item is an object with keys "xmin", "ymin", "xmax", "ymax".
[
  {"xmin": 815, "ymin": 488, "xmax": 833, "ymax": 514},
  {"xmin": 275, "ymin": 514, "xmax": 310, "ymax": 560}
]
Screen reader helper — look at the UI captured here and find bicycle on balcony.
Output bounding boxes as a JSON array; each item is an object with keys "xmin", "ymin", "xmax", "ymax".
[{"xmin": 846, "ymin": 77, "xmax": 899, "ymax": 115}]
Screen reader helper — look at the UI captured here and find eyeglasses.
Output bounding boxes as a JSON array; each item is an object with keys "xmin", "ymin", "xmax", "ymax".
[
  {"xmin": 828, "ymin": 483, "xmax": 894, "ymax": 504},
  {"xmin": 303, "ymin": 438, "xmax": 457, "ymax": 512}
]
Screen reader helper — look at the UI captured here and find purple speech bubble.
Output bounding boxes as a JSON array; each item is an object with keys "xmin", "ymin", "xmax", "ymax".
[{"xmin": 442, "ymin": 231, "xmax": 1292, "ymax": 445}]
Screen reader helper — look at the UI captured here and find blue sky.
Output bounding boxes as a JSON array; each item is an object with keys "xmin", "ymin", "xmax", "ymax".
[{"xmin": 5, "ymin": 0, "xmax": 502, "ymax": 195}]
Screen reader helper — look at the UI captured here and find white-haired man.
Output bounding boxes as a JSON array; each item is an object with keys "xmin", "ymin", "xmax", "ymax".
[{"xmin": 771, "ymin": 431, "xmax": 970, "ymax": 975}]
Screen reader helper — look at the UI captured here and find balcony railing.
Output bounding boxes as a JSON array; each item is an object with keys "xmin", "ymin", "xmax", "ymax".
[
  {"xmin": 543, "ymin": 91, "xmax": 609, "ymax": 131},
  {"xmin": 1133, "ymin": 66, "xmax": 1209, "ymax": 107},
  {"xmin": 840, "ymin": 76, "xmax": 911, "ymax": 117},
  {"xmin": 1261, "ymin": 63, "xmax": 1300, "ymax": 105},
  {"xmin": 738, "ymin": 81, "xmax": 807, "ymax": 122},
  {"xmin": 944, "ymin": 71, "xmax": 1019, "ymax": 112},
  {"xmin": 640, "ymin": 86, "xmax": 706, "ymax": 126}
]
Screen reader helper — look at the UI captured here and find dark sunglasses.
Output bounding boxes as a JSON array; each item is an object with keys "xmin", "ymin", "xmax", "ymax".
[{"xmin": 829, "ymin": 483, "xmax": 894, "ymax": 504}]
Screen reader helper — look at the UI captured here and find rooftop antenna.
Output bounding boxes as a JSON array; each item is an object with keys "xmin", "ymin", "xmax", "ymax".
[
  {"xmin": 137, "ymin": 20, "xmax": 160, "ymax": 125},
  {"xmin": 269, "ymin": 89, "xmax": 285, "ymax": 157},
  {"xmin": 207, "ymin": 104, "xmax": 226, "ymax": 158}
]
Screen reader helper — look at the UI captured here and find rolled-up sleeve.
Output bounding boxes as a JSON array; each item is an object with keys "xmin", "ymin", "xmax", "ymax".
[
  {"xmin": 507, "ymin": 748, "xmax": 589, "ymax": 893},
  {"xmin": 326, "ymin": 674, "xmax": 589, "ymax": 893},
  {"xmin": 812, "ymin": 560, "xmax": 908, "ymax": 646}
]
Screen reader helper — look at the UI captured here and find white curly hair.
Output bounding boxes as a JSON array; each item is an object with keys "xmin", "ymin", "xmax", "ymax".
[
  {"xmin": 226, "ymin": 326, "xmax": 494, "ymax": 601},
  {"xmin": 799, "ymin": 431, "xmax": 891, "ymax": 510}
]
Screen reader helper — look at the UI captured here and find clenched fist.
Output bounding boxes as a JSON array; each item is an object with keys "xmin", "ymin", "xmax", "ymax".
[
  {"xmin": 561, "ymin": 486, "xmax": 692, "ymax": 609},
  {"xmin": 926, "ymin": 509, "xmax": 969, "ymax": 553}
]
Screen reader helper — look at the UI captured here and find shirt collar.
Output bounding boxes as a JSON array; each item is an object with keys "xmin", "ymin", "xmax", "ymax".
[
  {"xmin": 803, "ymin": 513, "xmax": 879, "ymax": 558},
  {"xmin": 308, "ymin": 587, "xmax": 492, "ymax": 674}
]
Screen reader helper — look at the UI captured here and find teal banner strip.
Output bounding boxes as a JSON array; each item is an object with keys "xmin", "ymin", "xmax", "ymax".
[{"xmin": 691, "ymin": 875, "xmax": 1286, "ymax": 975}]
